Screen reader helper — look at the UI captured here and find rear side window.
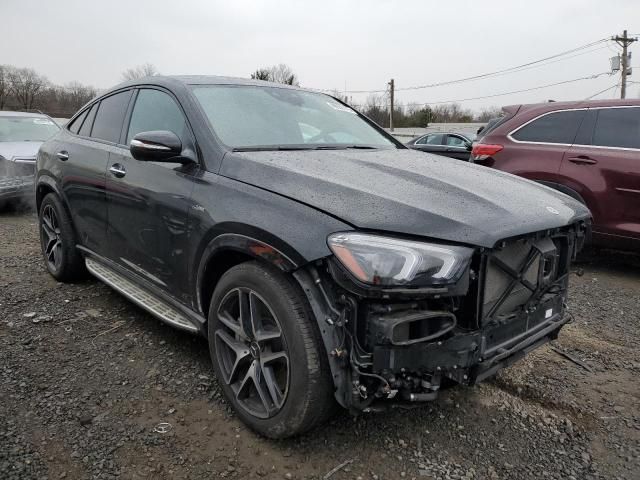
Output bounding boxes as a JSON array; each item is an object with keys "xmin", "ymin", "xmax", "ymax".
[
  {"xmin": 68, "ymin": 109, "xmax": 88, "ymax": 134},
  {"xmin": 78, "ymin": 103, "xmax": 98, "ymax": 137},
  {"xmin": 592, "ymin": 107, "xmax": 640, "ymax": 149},
  {"xmin": 126, "ymin": 89, "xmax": 189, "ymax": 144},
  {"xmin": 511, "ymin": 110, "xmax": 585, "ymax": 144},
  {"xmin": 91, "ymin": 91, "xmax": 132, "ymax": 143},
  {"xmin": 417, "ymin": 133, "xmax": 443, "ymax": 145}
]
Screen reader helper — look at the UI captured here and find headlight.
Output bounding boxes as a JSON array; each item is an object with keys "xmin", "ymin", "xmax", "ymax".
[{"xmin": 327, "ymin": 232, "xmax": 473, "ymax": 287}]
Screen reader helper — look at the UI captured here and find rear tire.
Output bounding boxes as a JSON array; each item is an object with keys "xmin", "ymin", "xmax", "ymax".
[
  {"xmin": 208, "ymin": 261, "xmax": 335, "ymax": 438},
  {"xmin": 38, "ymin": 193, "xmax": 86, "ymax": 282}
]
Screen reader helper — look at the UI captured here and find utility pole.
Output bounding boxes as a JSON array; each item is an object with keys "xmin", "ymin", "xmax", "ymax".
[
  {"xmin": 613, "ymin": 30, "xmax": 637, "ymax": 99},
  {"xmin": 389, "ymin": 78, "xmax": 395, "ymax": 131}
]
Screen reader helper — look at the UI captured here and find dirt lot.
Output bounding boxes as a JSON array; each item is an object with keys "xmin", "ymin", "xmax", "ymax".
[{"xmin": 1, "ymin": 209, "xmax": 639, "ymax": 480}]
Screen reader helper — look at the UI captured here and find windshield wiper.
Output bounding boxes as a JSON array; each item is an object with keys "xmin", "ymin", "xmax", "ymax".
[
  {"xmin": 314, "ymin": 145, "xmax": 378, "ymax": 150},
  {"xmin": 232, "ymin": 144, "xmax": 380, "ymax": 152},
  {"xmin": 232, "ymin": 145, "xmax": 318, "ymax": 152}
]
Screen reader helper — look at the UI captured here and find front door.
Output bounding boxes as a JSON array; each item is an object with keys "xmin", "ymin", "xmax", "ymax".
[
  {"xmin": 444, "ymin": 134, "xmax": 471, "ymax": 160},
  {"xmin": 105, "ymin": 88, "xmax": 199, "ymax": 304}
]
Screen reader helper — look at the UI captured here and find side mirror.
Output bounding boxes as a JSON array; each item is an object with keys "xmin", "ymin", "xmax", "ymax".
[
  {"xmin": 465, "ymin": 142, "xmax": 473, "ymax": 152},
  {"xmin": 130, "ymin": 130, "xmax": 190, "ymax": 163}
]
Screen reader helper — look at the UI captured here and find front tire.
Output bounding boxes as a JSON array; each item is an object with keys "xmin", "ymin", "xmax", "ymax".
[
  {"xmin": 38, "ymin": 193, "xmax": 86, "ymax": 282},
  {"xmin": 208, "ymin": 262, "xmax": 335, "ymax": 438}
]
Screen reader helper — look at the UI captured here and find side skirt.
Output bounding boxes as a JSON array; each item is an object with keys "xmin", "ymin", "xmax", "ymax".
[{"xmin": 85, "ymin": 256, "xmax": 201, "ymax": 334}]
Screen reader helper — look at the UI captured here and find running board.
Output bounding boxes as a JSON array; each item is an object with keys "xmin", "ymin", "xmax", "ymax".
[{"xmin": 85, "ymin": 257, "xmax": 198, "ymax": 333}]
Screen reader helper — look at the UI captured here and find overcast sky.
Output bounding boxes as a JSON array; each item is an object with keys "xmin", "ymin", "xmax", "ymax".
[{"xmin": 2, "ymin": 0, "xmax": 638, "ymax": 112}]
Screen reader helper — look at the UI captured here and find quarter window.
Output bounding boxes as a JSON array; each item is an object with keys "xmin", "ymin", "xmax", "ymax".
[
  {"xmin": 91, "ymin": 91, "xmax": 132, "ymax": 143},
  {"xmin": 592, "ymin": 107, "xmax": 640, "ymax": 149},
  {"xmin": 126, "ymin": 89, "xmax": 189, "ymax": 144},
  {"xmin": 68, "ymin": 108, "xmax": 89, "ymax": 134},
  {"xmin": 512, "ymin": 110, "xmax": 585, "ymax": 144},
  {"xmin": 78, "ymin": 103, "xmax": 98, "ymax": 137}
]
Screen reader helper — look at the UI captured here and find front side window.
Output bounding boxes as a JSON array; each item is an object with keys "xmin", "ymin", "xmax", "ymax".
[
  {"xmin": 91, "ymin": 91, "xmax": 132, "ymax": 143},
  {"xmin": 127, "ymin": 89, "xmax": 189, "ymax": 144},
  {"xmin": 446, "ymin": 135, "xmax": 467, "ymax": 147},
  {"xmin": 0, "ymin": 116, "xmax": 59, "ymax": 142},
  {"xmin": 592, "ymin": 107, "xmax": 640, "ymax": 149},
  {"xmin": 191, "ymin": 85, "xmax": 396, "ymax": 149},
  {"xmin": 512, "ymin": 110, "xmax": 585, "ymax": 144}
]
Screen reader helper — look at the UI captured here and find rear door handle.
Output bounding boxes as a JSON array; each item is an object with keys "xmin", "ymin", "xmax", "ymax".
[
  {"xmin": 56, "ymin": 150, "xmax": 69, "ymax": 161},
  {"xmin": 568, "ymin": 156, "xmax": 597, "ymax": 165},
  {"xmin": 109, "ymin": 163, "xmax": 126, "ymax": 178}
]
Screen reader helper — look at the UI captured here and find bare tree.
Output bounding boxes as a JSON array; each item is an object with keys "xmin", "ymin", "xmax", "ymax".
[
  {"xmin": 361, "ymin": 94, "xmax": 388, "ymax": 126},
  {"xmin": 0, "ymin": 65, "xmax": 9, "ymax": 109},
  {"xmin": 7, "ymin": 67, "xmax": 48, "ymax": 110},
  {"xmin": 475, "ymin": 106, "xmax": 502, "ymax": 122},
  {"xmin": 269, "ymin": 64, "xmax": 298, "ymax": 85},
  {"xmin": 64, "ymin": 82, "xmax": 97, "ymax": 110},
  {"xmin": 122, "ymin": 63, "xmax": 160, "ymax": 81},
  {"xmin": 249, "ymin": 64, "xmax": 299, "ymax": 85},
  {"xmin": 250, "ymin": 68, "xmax": 271, "ymax": 81}
]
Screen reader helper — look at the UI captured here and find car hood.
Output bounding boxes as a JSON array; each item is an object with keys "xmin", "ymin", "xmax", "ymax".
[
  {"xmin": 0, "ymin": 141, "xmax": 42, "ymax": 160},
  {"xmin": 220, "ymin": 149, "xmax": 590, "ymax": 248}
]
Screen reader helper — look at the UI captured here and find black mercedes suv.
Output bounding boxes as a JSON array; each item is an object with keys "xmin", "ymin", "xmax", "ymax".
[{"xmin": 36, "ymin": 76, "xmax": 590, "ymax": 438}]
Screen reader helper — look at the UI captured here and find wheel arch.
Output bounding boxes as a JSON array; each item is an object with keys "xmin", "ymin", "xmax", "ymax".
[
  {"xmin": 35, "ymin": 175, "xmax": 62, "ymax": 212},
  {"xmin": 536, "ymin": 180, "xmax": 588, "ymax": 205},
  {"xmin": 194, "ymin": 226, "xmax": 306, "ymax": 318}
]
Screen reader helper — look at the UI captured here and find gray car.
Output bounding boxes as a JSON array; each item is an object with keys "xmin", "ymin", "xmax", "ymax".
[
  {"xmin": 0, "ymin": 111, "xmax": 60, "ymax": 208},
  {"xmin": 406, "ymin": 131, "xmax": 476, "ymax": 160}
]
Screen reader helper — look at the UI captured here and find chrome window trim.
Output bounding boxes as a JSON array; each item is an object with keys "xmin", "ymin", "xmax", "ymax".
[
  {"xmin": 507, "ymin": 105, "xmax": 640, "ymax": 151},
  {"xmin": 571, "ymin": 143, "xmax": 640, "ymax": 152}
]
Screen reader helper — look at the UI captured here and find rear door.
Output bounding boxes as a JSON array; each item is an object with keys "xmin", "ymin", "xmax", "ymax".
[
  {"xmin": 58, "ymin": 94, "xmax": 132, "ymax": 257},
  {"xmin": 105, "ymin": 87, "xmax": 198, "ymax": 304},
  {"xmin": 560, "ymin": 106, "xmax": 640, "ymax": 244},
  {"xmin": 503, "ymin": 109, "xmax": 586, "ymax": 181}
]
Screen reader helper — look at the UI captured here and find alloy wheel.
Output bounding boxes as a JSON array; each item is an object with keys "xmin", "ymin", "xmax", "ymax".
[
  {"xmin": 40, "ymin": 204, "xmax": 62, "ymax": 272},
  {"xmin": 214, "ymin": 287, "xmax": 289, "ymax": 419}
]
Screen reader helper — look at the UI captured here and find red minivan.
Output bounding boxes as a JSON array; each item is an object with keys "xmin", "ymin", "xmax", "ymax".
[{"xmin": 472, "ymin": 99, "xmax": 640, "ymax": 252}]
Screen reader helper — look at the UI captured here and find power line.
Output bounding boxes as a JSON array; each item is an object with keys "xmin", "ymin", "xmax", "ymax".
[
  {"xmin": 350, "ymin": 72, "xmax": 612, "ymax": 107},
  {"xmin": 394, "ymin": 40, "xmax": 610, "ymax": 92},
  {"xmin": 585, "ymin": 82, "xmax": 620, "ymax": 99},
  {"xmin": 317, "ymin": 38, "xmax": 610, "ymax": 94}
]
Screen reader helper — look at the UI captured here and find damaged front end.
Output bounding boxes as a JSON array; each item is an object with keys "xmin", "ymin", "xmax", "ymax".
[{"xmin": 295, "ymin": 221, "xmax": 589, "ymax": 412}]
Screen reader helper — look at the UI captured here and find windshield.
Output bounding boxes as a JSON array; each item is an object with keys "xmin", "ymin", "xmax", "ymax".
[
  {"xmin": 0, "ymin": 116, "xmax": 59, "ymax": 142},
  {"xmin": 191, "ymin": 85, "xmax": 397, "ymax": 150}
]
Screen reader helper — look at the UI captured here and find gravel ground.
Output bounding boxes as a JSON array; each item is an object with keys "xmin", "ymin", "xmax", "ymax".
[{"xmin": 1, "ymin": 209, "xmax": 639, "ymax": 480}]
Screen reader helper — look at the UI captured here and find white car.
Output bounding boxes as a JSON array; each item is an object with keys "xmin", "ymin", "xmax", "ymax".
[{"xmin": 0, "ymin": 111, "xmax": 59, "ymax": 208}]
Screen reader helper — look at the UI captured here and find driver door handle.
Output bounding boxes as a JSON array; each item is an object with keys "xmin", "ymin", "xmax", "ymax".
[
  {"xmin": 56, "ymin": 150, "xmax": 69, "ymax": 161},
  {"xmin": 109, "ymin": 163, "xmax": 126, "ymax": 178},
  {"xmin": 568, "ymin": 155, "xmax": 597, "ymax": 165}
]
